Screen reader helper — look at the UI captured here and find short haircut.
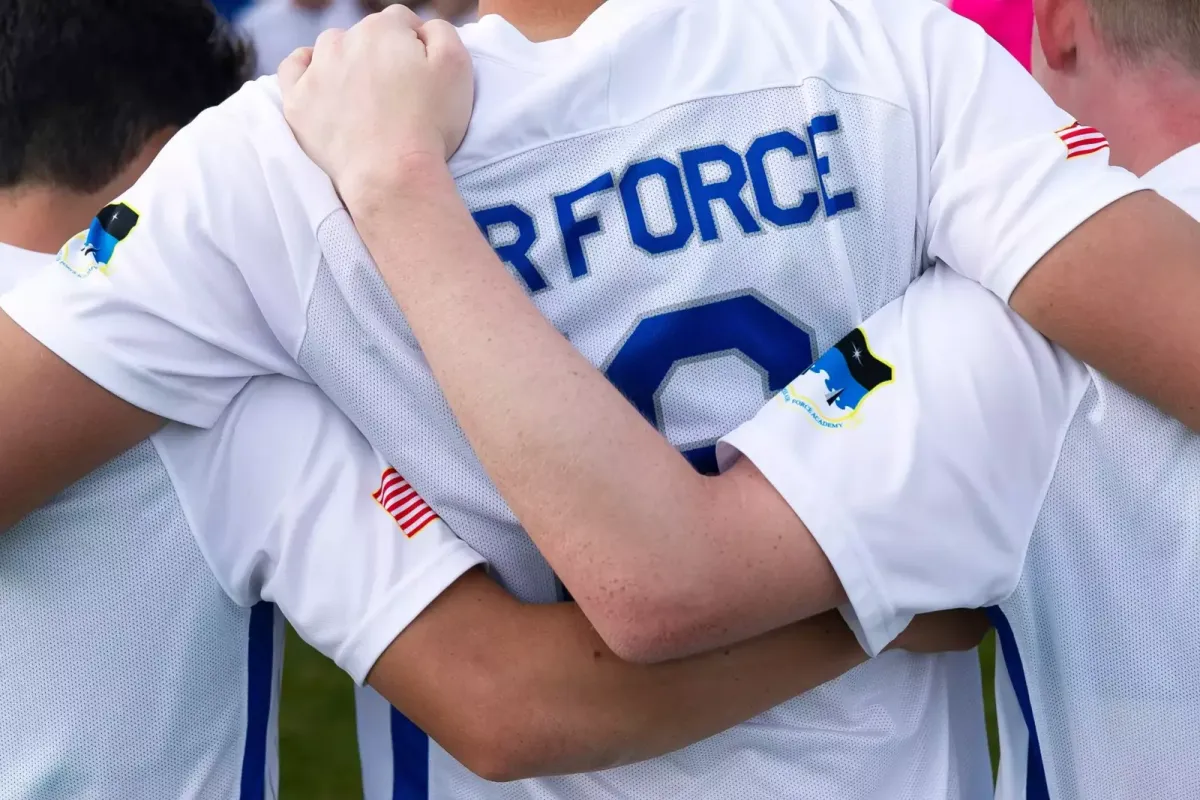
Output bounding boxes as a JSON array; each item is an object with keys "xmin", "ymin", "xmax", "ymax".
[
  {"xmin": 0, "ymin": 0, "xmax": 253, "ymax": 192},
  {"xmin": 1087, "ymin": 0, "xmax": 1200, "ymax": 72}
]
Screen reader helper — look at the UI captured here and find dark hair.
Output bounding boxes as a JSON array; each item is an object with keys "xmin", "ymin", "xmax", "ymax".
[{"xmin": 0, "ymin": 0, "xmax": 253, "ymax": 192}]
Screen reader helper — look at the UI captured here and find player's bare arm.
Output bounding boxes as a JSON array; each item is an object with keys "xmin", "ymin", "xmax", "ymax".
[
  {"xmin": 1008, "ymin": 190, "xmax": 1200, "ymax": 430},
  {"xmin": 237, "ymin": 374, "xmax": 988, "ymax": 782},
  {"xmin": 279, "ymin": 9, "xmax": 848, "ymax": 662},
  {"xmin": 330, "ymin": 154, "xmax": 841, "ymax": 662},
  {"xmin": 0, "ymin": 313, "xmax": 161, "ymax": 531},
  {"xmin": 368, "ymin": 569, "xmax": 988, "ymax": 780},
  {"xmin": 279, "ymin": 10, "xmax": 1200, "ymax": 662}
]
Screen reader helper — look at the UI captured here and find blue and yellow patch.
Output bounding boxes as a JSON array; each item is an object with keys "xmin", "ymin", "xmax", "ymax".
[
  {"xmin": 57, "ymin": 203, "xmax": 140, "ymax": 278},
  {"xmin": 779, "ymin": 327, "xmax": 894, "ymax": 429}
]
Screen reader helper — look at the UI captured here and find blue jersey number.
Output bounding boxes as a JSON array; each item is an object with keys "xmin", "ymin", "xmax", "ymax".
[{"xmin": 605, "ymin": 295, "xmax": 815, "ymax": 475}]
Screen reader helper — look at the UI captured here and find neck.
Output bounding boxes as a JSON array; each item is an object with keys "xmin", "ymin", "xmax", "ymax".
[
  {"xmin": 1085, "ymin": 59, "xmax": 1200, "ymax": 176},
  {"xmin": 477, "ymin": 0, "xmax": 605, "ymax": 41},
  {"xmin": 0, "ymin": 185, "xmax": 109, "ymax": 255},
  {"xmin": 0, "ymin": 129, "xmax": 174, "ymax": 255}
]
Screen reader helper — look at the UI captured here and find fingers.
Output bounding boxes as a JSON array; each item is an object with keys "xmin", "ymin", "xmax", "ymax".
[
  {"xmin": 348, "ymin": 5, "xmax": 422, "ymax": 56},
  {"xmin": 312, "ymin": 26, "xmax": 346, "ymax": 57},
  {"xmin": 378, "ymin": 1, "xmax": 423, "ymax": 29},
  {"xmin": 418, "ymin": 19, "xmax": 471, "ymax": 71},
  {"xmin": 278, "ymin": 47, "xmax": 313, "ymax": 94}
]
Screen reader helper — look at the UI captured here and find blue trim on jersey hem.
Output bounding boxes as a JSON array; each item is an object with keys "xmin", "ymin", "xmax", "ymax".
[
  {"xmin": 391, "ymin": 708, "xmax": 429, "ymax": 798},
  {"xmin": 241, "ymin": 602, "xmax": 276, "ymax": 800},
  {"xmin": 987, "ymin": 606, "xmax": 1051, "ymax": 800}
]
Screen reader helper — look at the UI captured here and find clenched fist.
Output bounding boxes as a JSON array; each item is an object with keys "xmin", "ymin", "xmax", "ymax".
[{"xmin": 279, "ymin": 4, "xmax": 474, "ymax": 198}]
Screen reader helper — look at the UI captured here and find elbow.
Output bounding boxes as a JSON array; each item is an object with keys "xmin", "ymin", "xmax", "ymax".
[
  {"xmin": 452, "ymin": 736, "xmax": 538, "ymax": 784},
  {"xmin": 598, "ymin": 618, "xmax": 705, "ymax": 665},
  {"xmin": 448, "ymin": 709, "xmax": 595, "ymax": 783},
  {"xmin": 432, "ymin": 683, "xmax": 581, "ymax": 782},
  {"xmin": 583, "ymin": 585, "xmax": 720, "ymax": 665}
]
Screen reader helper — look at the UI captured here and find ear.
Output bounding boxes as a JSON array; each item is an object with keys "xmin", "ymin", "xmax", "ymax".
[{"xmin": 1034, "ymin": 0, "xmax": 1079, "ymax": 72}]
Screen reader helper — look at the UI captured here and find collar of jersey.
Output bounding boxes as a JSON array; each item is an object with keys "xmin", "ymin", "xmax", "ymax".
[
  {"xmin": 1143, "ymin": 141, "xmax": 1200, "ymax": 191},
  {"xmin": 467, "ymin": 0, "xmax": 685, "ymax": 64}
]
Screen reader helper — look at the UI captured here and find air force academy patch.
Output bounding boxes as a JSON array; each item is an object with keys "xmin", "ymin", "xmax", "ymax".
[
  {"xmin": 779, "ymin": 328, "xmax": 893, "ymax": 429},
  {"xmin": 57, "ymin": 203, "xmax": 140, "ymax": 278}
]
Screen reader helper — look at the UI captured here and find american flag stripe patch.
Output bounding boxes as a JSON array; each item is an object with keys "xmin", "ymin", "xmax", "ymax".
[
  {"xmin": 372, "ymin": 467, "xmax": 439, "ymax": 538},
  {"xmin": 1057, "ymin": 122, "xmax": 1109, "ymax": 159}
]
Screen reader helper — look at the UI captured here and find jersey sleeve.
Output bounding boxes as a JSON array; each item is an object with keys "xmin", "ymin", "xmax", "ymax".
[
  {"xmin": 157, "ymin": 377, "xmax": 486, "ymax": 685},
  {"xmin": 877, "ymin": 0, "xmax": 1145, "ymax": 301},
  {"xmin": 0, "ymin": 81, "xmax": 324, "ymax": 427},
  {"xmin": 717, "ymin": 267, "xmax": 1091, "ymax": 656}
]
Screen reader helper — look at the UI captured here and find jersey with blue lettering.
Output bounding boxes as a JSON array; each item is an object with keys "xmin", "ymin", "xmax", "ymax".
[
  {"xmin": 1, "ymin": 0, "xmax": 1144, "ymax": 797},
  {"xmin": 719, "ymin": 144, "xmax": 1200, "ymax": 800},
  {"xmin": 0, "ymin": 247, "xmax": 481, "ymax": 799}
]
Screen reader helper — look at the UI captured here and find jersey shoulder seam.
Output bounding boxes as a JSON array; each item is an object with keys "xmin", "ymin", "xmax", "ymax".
[
  {"xmin": 149, "ymin": 432, "xmax": 249, "ymax": 607},
  {"xmin": 1001, "ymin": 370, "xmax": 1094, "ymax": 601},
  {"xmin": 451, "ymin": 78, "xmax": 915, "ymax": 180}
]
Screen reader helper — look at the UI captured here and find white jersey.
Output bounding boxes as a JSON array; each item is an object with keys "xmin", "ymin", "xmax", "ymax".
[
  {"xmin": 0, "ymin": 0, "xmax": 1146, "ymax": 796},
  {"xmin": 0, "ymin": 243, "xmax": 49, "ymax": 286},
  {"xmin": 721, "ymin": 142, "xmax": 1200, "ymax": 800},
  {"xmin": 0, "ymin": 245, "xmax": 481, "ymax": 799}
]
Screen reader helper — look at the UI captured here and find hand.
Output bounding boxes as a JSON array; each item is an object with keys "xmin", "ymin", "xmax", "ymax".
[
  {"xmin": 278, "ymin": 5, "xmax": 474, "ymax": 197},
  {"xmin": 889, "ymin": 610, "xmax": 991, "ymax": 654}
]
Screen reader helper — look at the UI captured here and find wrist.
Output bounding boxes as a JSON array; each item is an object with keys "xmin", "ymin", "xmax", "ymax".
[{"xmin": 339, "ymin": 150, "xmax": 453, "ymax": 217}]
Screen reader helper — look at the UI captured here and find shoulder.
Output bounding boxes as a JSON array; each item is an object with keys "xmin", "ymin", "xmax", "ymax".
[
  {"xmin": 152, "ymin": 376, "xmax": 385, "ymax": 598},
  {"xmin": 846, "ymin": 0, "xmax": 1000, "ymax": 78},
  {"xmin": 452, "ymin": 0, "xmax": 922, "ymax": 174},
  {"xmin": 154, "ymin": 376, "xmax": 373, "ymax": 516},
  {"xmin": 1143, "ymin": 147, "xmax": 1200, "ymax": 221},
  {"xmin": 123, "ymin": 76, "xmax": 341, "ymax": 255},
  {"xmin": 216, "ymin": 376, "xmax": 367, "ymax": 460}
]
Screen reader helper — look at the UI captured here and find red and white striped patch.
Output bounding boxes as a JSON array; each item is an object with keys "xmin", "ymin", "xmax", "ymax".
[
  {"xmin": 1056, "ymin": 122, "xmax": 1109, "ymax": 159},
  {"xmin": 372, "ymin": 467, "xmax": 439, "ymax": 538}
]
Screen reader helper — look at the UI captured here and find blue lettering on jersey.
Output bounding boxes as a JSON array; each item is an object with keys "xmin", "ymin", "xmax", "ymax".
[
  {"xmin": 554, "ymin": 173, "xmax": 616, "ymax": 279},
  {"xmin": 620, "ymin": 157, "xmax": 696, "ymax": 256},
  {"xmin": 606, "ymin": 294, "xmax": 815, "ymax": 473},
  {"xmin": 681, "ymin": 144, "xmax": 762, "ymax": 241},
  {"xmin": 472, "ymin": 114, "xmax": 858, "ymax": 288},
  {"xmin": 807, "ymin": 114, "xmax": 857, "ymax": 217},
  {"xmin": 746, "ymin": 130, "xmax": 820, "ymax": 227},
  {"xmin": 472, "ymin": 203, "xmax": 547, "ymax": 292}
]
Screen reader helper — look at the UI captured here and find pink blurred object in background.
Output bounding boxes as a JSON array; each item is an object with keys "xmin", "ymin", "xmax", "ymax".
[{"xmin": 948, "ymin": 0, "xmax": 1033, "ymax": 70}]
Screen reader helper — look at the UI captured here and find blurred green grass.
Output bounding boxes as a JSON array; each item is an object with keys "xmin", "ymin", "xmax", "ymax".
[
  {"xmin": 979, "ymin": 631, "xmax": 1000, "ymax": 773},
  {"xmin": 278, "ymin": 626, "xmax": 362, "ymax": 798},
  {"xmin": 278, "ymin": 627, "xmax": 1002, "ymax": 798}
]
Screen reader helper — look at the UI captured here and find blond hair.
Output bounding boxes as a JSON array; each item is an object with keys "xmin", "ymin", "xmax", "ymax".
[{"xmin": 1087, "ymin": 0, "xmax": 1200, "ymax": 71}]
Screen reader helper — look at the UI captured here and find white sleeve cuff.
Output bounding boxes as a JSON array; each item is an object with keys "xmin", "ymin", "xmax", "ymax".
[
  {"xmin": 1, "ymin": 272, "xmax": 235, "ymax": 428},
  {"xmin": 987, "ymin": 173, "xmax": 1146, "ymax": 303},
  {"xmin": 719, "ymin": 423, "xmax": 911, "ymax": 657},
  {"xmin": 334, "ymin": 541, "xmax": 487, "ymax": 685}
]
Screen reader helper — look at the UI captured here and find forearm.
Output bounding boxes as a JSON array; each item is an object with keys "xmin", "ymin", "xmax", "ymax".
[
  {"xmin": 344, "ymin": 156, "xmax": 707, "ymax": 570},
  {"xmin": 345, "ymin": 159, "xmax": 836, "ymax": 661},
  {"xmin": 509, "ymin": 607, "xmax": 865, "ymax": 776},
  {"xmin": 370, "ymin": 575, "xmax": 866, "ymax": 781}
]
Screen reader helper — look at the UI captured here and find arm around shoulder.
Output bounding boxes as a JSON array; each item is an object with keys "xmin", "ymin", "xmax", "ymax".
[
  {"xmin": 368, "ymin": 571, "xmax": 987, "ymax": 782},
  {"xmin": 1010, "ymin": 191, "xmax": 1200, "ymax": 431},
  {"xmin": 0, "ymin": 312, "xmax": 162, "ymax": 531},
  {"xmin": 721, "ymin": 267, "xmax": 1088, "ymax": 654}
]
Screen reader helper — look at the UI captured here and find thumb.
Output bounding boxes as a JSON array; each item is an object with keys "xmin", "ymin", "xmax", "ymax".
[{"xmin": 278, "ymin": 46, "xmax": 314, "ymax": 96}]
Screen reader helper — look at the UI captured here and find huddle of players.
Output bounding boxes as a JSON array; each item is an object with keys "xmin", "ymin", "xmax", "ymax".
[{"xmin": 2, "ymin": 0, "xmax": 1200, "ymax": 799}]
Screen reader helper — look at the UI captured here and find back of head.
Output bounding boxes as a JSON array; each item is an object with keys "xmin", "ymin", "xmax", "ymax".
[
  {"xmin": 0, "ymin": 0, "xmax": 253, "ymax": 193},
  {"xmin": 1087, "ymin": 0, "xmax": 1200, "ymax": 71}
]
